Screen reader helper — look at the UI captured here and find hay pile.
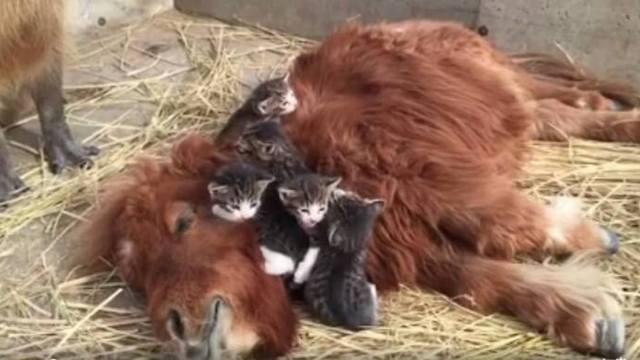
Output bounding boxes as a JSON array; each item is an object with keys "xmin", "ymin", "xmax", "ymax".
[{"xmin": 0, "ymin": 11, "xmax": 638, "ymax": 360}]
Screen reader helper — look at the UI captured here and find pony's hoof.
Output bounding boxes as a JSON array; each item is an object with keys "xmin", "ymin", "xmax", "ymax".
[
  {"xmin": 592, "ymin": 317, "xmax": 625, "ymax": 359},
  {"xmin": 600, "ymin": 226, "xmax": 621, "ymax": 254}
]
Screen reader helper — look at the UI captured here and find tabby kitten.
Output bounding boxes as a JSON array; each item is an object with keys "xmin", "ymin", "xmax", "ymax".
[
  {"xmin": 219, "ymin": 120, "xmax": 313, "ymax": 277},
  {"xmin": 216, "ymin": 74, "xmax": 297, "ymax": 146},
  {"xmin": 234, "ymin": 119, "xmax": 309, "ymax": 181},
  {"xmin": 207, "ymin": 162, "xmax": 274, "ymax": 222},
  {"xmin": 279, "ymin": 174, "xmax": 385, "ymax": 329}
]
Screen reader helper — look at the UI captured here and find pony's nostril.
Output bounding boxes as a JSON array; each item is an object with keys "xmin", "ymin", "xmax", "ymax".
[{"xmin": 186, "ymin": 345, "xmax": 204, "ymax": 358}]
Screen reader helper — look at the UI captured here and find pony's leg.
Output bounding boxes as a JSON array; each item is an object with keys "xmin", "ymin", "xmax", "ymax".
[
  {"xmin": 531, "ymin": 99, "xmax": 640, "ymax": 142},
  {"xmin": 519, "ymin": 74, "xmax": 617, "ymax": 111},
  {"xmin": 423, "ymin": 254, "xmax": 624, "ymax": 359},
  {"xmin": 441, "ymin": 188, "xmax": 618, "ymax": 259}
]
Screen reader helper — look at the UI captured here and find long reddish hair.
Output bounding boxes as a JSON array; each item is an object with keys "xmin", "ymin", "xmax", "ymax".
[
  {"xmin": 76, "ymin": 134, "xmax": 296, "ymax": 357},
  {"xmin": 282, "ymin": 20, "xmax": 625, "ymax": 358}
]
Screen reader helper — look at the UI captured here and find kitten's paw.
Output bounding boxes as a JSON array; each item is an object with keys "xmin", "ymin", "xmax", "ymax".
[
  {"xmin": 260, "ymin": 247, "xmax": 295, "ymax": 275},
  {"xmin": 264, "ymin": 259, "xmax": 295, "ymax": 275}
]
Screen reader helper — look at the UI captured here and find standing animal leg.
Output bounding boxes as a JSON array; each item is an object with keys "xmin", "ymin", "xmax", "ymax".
[
  {"xmin": 0, "ymin": 106, "xmax": 28, "ymax": 202},
  {"xmin": 424, "ymin": 254, "xmax": 624, "ymax": 359},
  {"xmin": 441, "ymin": 189, "xmax": 618, "ymax": 259},
  {"xmin": 28, "ymin": 53, "xmax": 99, "ymax": 174},
  {"xmin": 0, "ymin": 131, "xmax": 27, "ymax": 202},
  {"xmin": 531, "ymin": 99, "xmax": 640, "ymax": 142}
]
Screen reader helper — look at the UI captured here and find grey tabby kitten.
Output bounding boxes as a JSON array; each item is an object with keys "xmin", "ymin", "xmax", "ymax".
[
  {"xmin": 235, "ymin": 119, "xmax": 309, "ymax": 181},
  {"xmin": 216, "ymin": 73, "xmax": 297, "ymax": 147},
  {"xmin": 207, "ymin": 162, "xmax": 274, "ymax": 222},
  {"xmin": 229, "ymin": 120, "xmax": 313, "ymax": 277},
  {"xmin": 278, "ymin": 174, "xmax": 385, "ymax": 330}
]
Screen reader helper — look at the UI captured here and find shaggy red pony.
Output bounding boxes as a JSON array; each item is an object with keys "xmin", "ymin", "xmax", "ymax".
[
  {"xmin": 280, "ymin": 20, "xmax": 632, "ymax": 358},
  {"xmin": 77, "ymin": 134, "xmax": 297, "ymax": 359}
]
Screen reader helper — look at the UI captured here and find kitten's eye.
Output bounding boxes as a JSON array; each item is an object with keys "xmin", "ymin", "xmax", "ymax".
[
  {"xmin": 300, "ymin": 209, "xmax": 310, "ymax": 214},
  {"xmin": 251, "ymin": 202, "xmax": 258, "ymax": 207},
  {"xmin": 263, "ymin": 144, "xmax": 275, "ymax": 154},
  {"xmin": 319, "ymin": 207, "xmax": 326, "ymax": 212},
  {"xmin": 231, "ymin": 204, "xmax": 240, "ymax": 210}
]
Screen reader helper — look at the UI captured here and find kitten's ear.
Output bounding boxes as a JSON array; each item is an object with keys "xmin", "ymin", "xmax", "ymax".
[
  {"xmin": 325, "ymin": 176, "xmax": 342, "ymax": 191},
  {"xmin": 278, "ymin": 187, "xmax": 298, "ymax": 204},
  {"xmin": 235, "ymin": 139, "xmax": 250, "ymax": 154},
  {"xmin": 328, "ymin": 223, "xmax": 342, "ymax": 247},
  {"xmin": 256, "ymin": 100, "xmax": 269, "ymax": 115},
  {"xmin": 208, "ymin": 182, "xmax": 228, "ymax": 198},
  {"xmin": 256, "ymin": 176, "xmax": 275, "ymax": 193},
  {"xmin": 365, "ymin": 198, "xmax": 386, "ymax": 214}
]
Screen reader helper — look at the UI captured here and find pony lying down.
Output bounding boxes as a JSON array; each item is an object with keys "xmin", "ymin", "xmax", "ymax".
[{"xmin": 75, "ymin": 134, "xmax": 297, "ymax": 360}]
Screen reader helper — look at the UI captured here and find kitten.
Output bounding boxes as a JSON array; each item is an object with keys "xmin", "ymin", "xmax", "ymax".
[
  {"xmin": 211, "ymin": 122, "xmax": 313, "ymax": 278},
  {"xmin": 207, "ymin": 162, "xmax": 274, "ymax": 222},
  {"xmin": 216, "ymin": 74, "xmax": 297, "ymax": 146},
  {"xmin": 278, "ymin": 175, "xmax": 384, "ymax": 329},
  {"xmin": 234, "ymin": 119, "xmax": 309, "ymax": 181},
  {"xmin": 277, "ymin": 174, "xmax": 340, "ymax": 231}
]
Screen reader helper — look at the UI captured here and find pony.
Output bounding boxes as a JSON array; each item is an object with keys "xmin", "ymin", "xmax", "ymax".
[
  {"xmin": 279, "ymin": 20, "xmax": 631, "ymax": 358},
  {"xmin": 76, "ymin": 134, "xmax": 297, "ymax": 359}
]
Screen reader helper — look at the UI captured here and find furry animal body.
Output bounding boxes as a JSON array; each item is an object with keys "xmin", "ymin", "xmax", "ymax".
[
  {"xmin": 77, "ymin": 134, "xmax": 297, "ymax": 360},
  {"xmin": 282, "ymin": 20, "xmax": 628, "ymax": 358},
  {"xmin": 0, "ymin": 0, "xmax": 98, "ymax": 202}
]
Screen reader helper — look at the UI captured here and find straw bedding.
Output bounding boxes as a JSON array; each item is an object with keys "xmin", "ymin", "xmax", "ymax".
[{"xmin": 0, "ymin": 11, "xmax": 638, "ymax": 360}]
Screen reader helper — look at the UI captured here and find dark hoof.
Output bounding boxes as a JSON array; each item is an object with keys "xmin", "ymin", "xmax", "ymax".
[
  {"xmin": 593, "ymin": 317, "xmax": 625, "ymax": 359},
  {"xmin": 46, "ymin": 143, "xmax": 100, "ymax": 175},
  {"xmin": 0, "ymin": 172, "xmax": 29, "ymax": 205},
  {"xmin": 600, "ymin": 226, "xmax": 621, "ymax": 254}
]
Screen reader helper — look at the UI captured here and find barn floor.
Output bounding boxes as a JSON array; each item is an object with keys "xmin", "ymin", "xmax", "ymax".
[{"xmin": 0, "ymin": 10, "xmax": 639, "ymax": 360}]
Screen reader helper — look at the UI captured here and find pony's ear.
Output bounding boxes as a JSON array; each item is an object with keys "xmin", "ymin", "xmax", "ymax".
[
  {"xmin": 171, "ymin": 133, "xmax": 227, "ymax": 177},
  {"xmin": 165, "ymin": 201, "xmax": 196, "ymax": 236}
]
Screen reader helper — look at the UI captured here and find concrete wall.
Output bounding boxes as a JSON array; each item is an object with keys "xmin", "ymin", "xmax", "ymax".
[
  {"xmin": 174, "ymin": 0, "xmax": 480, "ymax": 38},
  {"xmin": 68, "ymin": 0, "xmax": 172, "ymax": 34},
  {"xmin": 174, "ymin": 0, "xmax": 640, "ymax": 88},
  {"xmin": 477, "ymin": 0, "xmax": 640, "ymax": 88}
]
